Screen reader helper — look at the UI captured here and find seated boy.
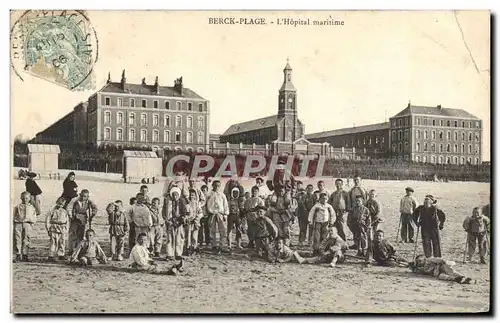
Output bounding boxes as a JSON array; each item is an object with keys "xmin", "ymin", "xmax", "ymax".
[
  {"xmin": 70, "ymin": 229, "xmax": 108, "ymax": 266},
  {"xmin": 372, "ymin": 230, "xmax": 408, "ymax": 267},
  {"xmin": 408, "ymin": 254, "xmax": 475, "ymax": 284},
  {"xmin": 129, "ymin": 232, "xmax": 182, "ymax": 275},
  {"xmin": 294, "ymin": 227, "xmax": 347, "ymax": 267}
]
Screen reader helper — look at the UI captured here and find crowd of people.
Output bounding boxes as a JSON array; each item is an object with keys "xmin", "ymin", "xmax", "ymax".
[{"xmin": 12, "ymin": 168, "xmax": 490, "ymax": 283}]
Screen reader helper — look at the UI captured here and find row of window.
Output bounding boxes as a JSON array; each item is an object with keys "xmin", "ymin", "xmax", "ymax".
[
  {"xmin": 392, "ymin": 129, "xmax": 480, "ymax": 142},
  {"xmin": 391, "ymin": 117, "xmax": 481, "ymax": 129},
  {"xmin": 414, "ymin": 155, "xmax": 480, "ymax": 165},
  {"xmin": 103, "ymin": 128, "xmax": 205, "ymax": 144},
  {"xmin": 103, "ymin": 111, "xmax": 205, "ymax": 129},
  {"xmin": 415, "ymin": 142, "xmax": 480, "ymax": 154},
  {"xmin": 342, "ymin": 136, "xmax": 386, "ymax": 147},
  {"xmin": 104, "ymin": 97, "xmax": 205, "ymax": 112}
]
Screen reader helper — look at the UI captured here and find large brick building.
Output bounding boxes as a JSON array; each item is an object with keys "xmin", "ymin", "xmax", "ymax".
[
  {"xmin": 34, "ymin": 71, "xmax": 210, "ymax": 152},
  {"xmin": 389, "ymin": 103, "xmax": 482, "ymax": 165}
]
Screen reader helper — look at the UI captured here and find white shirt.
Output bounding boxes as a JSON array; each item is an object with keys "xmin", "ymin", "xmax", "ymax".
[
  {"xmin": 130, "ymin": 244, "xmax": 151, "ymax": 268},
  {"xmin": 206, "ymin": 191, "xmax": 229, "ymax": 215},
  {"xmin": 308, "ymin": 202, "xmax": 335, "ymax": 223}
]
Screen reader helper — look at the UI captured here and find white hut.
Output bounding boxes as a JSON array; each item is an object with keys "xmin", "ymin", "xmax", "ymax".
[
  {"xmin": 27, "ymin": 144, "xmax": 60, "ymax": 175},
  {"xmin": 122, "ymin": 150, "xmax": 162, "ymax": 183}
]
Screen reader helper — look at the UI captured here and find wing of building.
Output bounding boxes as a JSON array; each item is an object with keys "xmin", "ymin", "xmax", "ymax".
[{"xmin": 33, "ymin": 71, "xmax": 211, "ymax": 153}]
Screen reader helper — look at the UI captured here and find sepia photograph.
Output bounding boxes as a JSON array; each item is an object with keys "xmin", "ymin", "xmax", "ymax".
[{"xmin": 10, "ymin": 10, "xmax": 491, "ymax": 314}]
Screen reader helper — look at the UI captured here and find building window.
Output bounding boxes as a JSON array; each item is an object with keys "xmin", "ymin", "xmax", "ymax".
[
  {"xmin": 439, "ymin": 156, "xmax": 443, "ymax": 164},
  {"xmin": 476, "ymin": 122, "xmax": 480, "ymax": 128},
  {"xmin": 424, "ymin": 131, "xmax": 428, "ymax": 140},
  {"xmin": 462, "ymin": 121, "xmax": 465, "ymax": 128},
  {"xmin": 104, "ymin": 127, "xmax": 111, "ymax": 140},
  {"xmin": 453, "ymin": 144, "xmax": 458, "ymax": 153},
  {"xmin": 454, "ymin": 132, "xmax": 458, "ymax": 141},
  {"xmin": 475, "ymin": 144, "xmax": 479, "ymax": 154},
  {"xmin": 469, "ymin": 121, "xmax": 472, "ymax": 128},
  {"xmin": 439, "ymin": 131, "xmax": 443, "ymax": 140},
  {"xmin": 187, "ymin": 131, "xmax": 193, "ymax": 143},
  {"xmin": 446, "ymin": 120, "xmax": 450, "ymax": 127},
  {"xmin": 392, "ymin": 130, "xmax": 396, "ymax": 141},
  {"xmin": 130, "ymin": 98, "xmax": 135, "ymax": 107},
  {"xmin": 105, "ymin": 97, "xmax": 110, "ymax": 106},
  {"xmin": 398, "ymin": 143, "xmax": 402, "ymax": 152},
  {"xmin": 423, "ymin": 156, "xmax": 427, "ymax": 163},
  {"xmin": 468, "ymin": 132, "xmax": 472, "ymax": 141},
  {"xmin": 129, "ymin": 129, "xmax": 136, "ymax": 141},
  {"xmin": 468, "ymin": 144, "xmax": 472, "ymax": 153},
  {"xmin": 198, "ymin": 103, "xmax": 204, "ymax": 112},
  {"xmin": 141, "ymin": 113, "xmax": 147, "ymax": 126},
  {"xmin": 440, "ymin": 120, "xmax": 444, "ymax": 126},
  {"xmin": 104, "ymin": 111, "xmax": 111, "ymax": 124},
  {"xmin": 475, "ymin": 132, "xmax": 479, "ymax": 141},
  {"xmin": 475, "ymin": 158, "xmax": 479, "ymax": 165},
  {"xmin": 398, "ymin": 130, "xmax": 402, "ymax": 141},
  {"xmin": 164, "ymin": 115, "xmax": 170, "ymax": 127},
  {"xmin": 424, "ymin": 143, "xmax": 428, "ymax": 152},
  {"xmin": 415, "ymin": 155, "xmax": 420, "ymax": 162},
  {"xmin": 446, "ymin": 144, "xmax": 451, "ymax": 152},
  {"xmin": 176, "ymin": 101, "xmax": 181, "ymax": 110},
  {"xmin": 423, "ymin": 119, "xmax": 428, "ymax": 126},
  {"xmin": 153, "ymin": 114, "xmax": 159, "ymax": 127},
  {"xmin": 117, "ymin": 112, "xmax": 123, "ymax": 125},
  {"xmin": 454, "ymin": 121, "xmax": 457, "ymax": 127},
  {"xmin": 175, "ymin": 115, "xmax": 182, "ymax": 127},
  {"xmin": 439, "ymin": 144, "xmax": 443, "ymax": 152},
  {"xmin": 445, "ymin": 131, "xmax": 450, "ymax": 141},
  {"xmin": 467, "ymin": 157, "xmax": 472, "ymax": 164},
  {"xmin": 393, "ymin": 120, "xmax": 397, "ymax": 127},
  {"xmin": 129, "ymin": 113, "xmax": 135, "ymax": 125},
  {"xmin": 405, "ymin": 141, "xmax": 409, "ymax": 151},
  {"xmin": 153, "ymin": 130, "xmax": 159, "ymax": 142},
  {"xmin": 392, "ymin": 144, "xmax": 396, "ymax": 153},
  {"xmin": 116, "ymin": 128, "xmax": 123, "ymax": 141},
  {"xmin": 153, "ymin": 100, "xmax": 159, "ymax": 109},
  {"xmin": 432, "ymin": 131, "xmax": 436, "ymax": 140},
  {"xmin": 416, "ymin": 130, "xmax": 420, "ymax": 139},
  {"xmin": 164, "ymin": 130, "xmax": 170, "ymax": 142},
  {"xmin": 432, "ymin": 155, "xmax": 436, "ymax": 163},
  {"xmin": 453, "ymin": 156, "xmax": 458, "ymax": 164},
  {"xmin": 460, "ymin": 157, "xmax": 465, "ymax": 165},
  {"xmin": 461, "ymin": 144, "xmax": 465, "ymax": 153},
  {"xmin": 175, "ymin": 131, "xmax": 181, "ymax": 143},
  {"xmin": 198, "ymin": 116, "xmax": 204, "ymax": 128},
  {"xmin": 197, "ymin": 132, "xmax": 204, "ymax": 144},
  {"xmin": 117, "ymin": 98, "xmax": 123, "ymax": 107},
  {"xmin": 404, "ymin": 130, "xmax": 408, "ymax": 140},
  {"xmin": 431, "ymin": 143, "xmax": 436, "ymax": 152},
  {"xmin": 142, "ymin": 99, "xmax": 147, "ymax": 108},
  {"xmin": 188, "ymin": 102, "xmax": 193, "ymax": 111},
  {"xmin": 432, "ymin": 119, "xmax": 436, "ymax": 126},
  {"xmin": 140, "ymin": 129, "xmax": 147, "ymax": 142},
  {"xmin": 462, "ymin": 132, "xmax": 465, "ymax": 140},
  {"xmin": 164, "ymin": 101, "xmax": 170, "ymax": 110},
  {"xmin": 187, "ymin": 116, "xmax": 193, "ymax": 128},
  {"xmin": 398, "ymin": 119, "xmax": 401, "ymax": 126}
]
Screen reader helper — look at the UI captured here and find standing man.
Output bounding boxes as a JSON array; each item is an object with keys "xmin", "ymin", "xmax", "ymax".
[
  {"xmin": 127, "ymin": 192, "xmax": 153, "ymax": 249},
  {"xmin": 308, "ymin": 193, "xmax": 336, "ymax": 255},
  {"xmin": 267, "ymin": 186, "xmax": 293, "ymax": 246},
  {"xmin": 328, "ymin": 179, "xmax": 349, "ymax": 241},
  {"xmin": 296, "ymin": 184, "xmax": 315, "ymax": 246},
  {"xmin": 347, "ymin": 176, "xmax": 368, "ymax": 211},
  {"xmin": 164, "ymin": 187, "xmax": 191, "ymax": 260},
  {"xmin": 414, "ymin": 195, "xmax": 446, "ymax": 258},
  {"xmin": 206, "ymin": 180, "xmax": 229, "ymax": 254},
  {"xmin": 399, "ymin": 187, "xmax": 417, "ymax": 243},
  {"xmin": 66, "ymin": 189, "xmax": 98, "ymax": 255}
]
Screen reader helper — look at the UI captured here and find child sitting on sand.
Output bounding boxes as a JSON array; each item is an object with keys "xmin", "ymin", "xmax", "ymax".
[{"xmin": 70, "ymin": 229, "xmax": 108, "ymax": 266}]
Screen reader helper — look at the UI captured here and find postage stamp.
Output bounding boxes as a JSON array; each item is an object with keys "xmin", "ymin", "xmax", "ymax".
[{"xmin": 10, "ymin": 10, "xmax": 99, "ymax": 91}]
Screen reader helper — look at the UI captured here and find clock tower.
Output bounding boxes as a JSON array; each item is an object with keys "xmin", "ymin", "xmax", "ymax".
[{"xmin": 277, "ymin": 59, "xmax": 301, "ymax": 142}]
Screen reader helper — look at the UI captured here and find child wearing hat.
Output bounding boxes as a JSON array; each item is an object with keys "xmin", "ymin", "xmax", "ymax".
[
  {"xmin": 414, "ymin": 195, "xmax": 446, "ymax": 258},
  {"xmin": 463, "ymin": 207, "xmax": 489, "ymax": 264},
  {"xmin": 399, "ymin": 187, "xmax": 417, "ymax": 243}
]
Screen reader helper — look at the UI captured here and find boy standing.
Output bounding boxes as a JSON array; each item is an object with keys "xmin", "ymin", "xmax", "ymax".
[
  {"xmin": 267, "ymin": 186, "xmax": 293, "ymax": 246},
  {"xmin": 227, "ymin": 187, "xmax": 245, "ymax": 251},
  {"xmin": 164, "ymin": 187, "xmax": 192, "ymax": 260},
  {"xmin": 107, "ymin": 201, "xmax": 129, "ymax": 261},
  {"xmin": 296, "ymin": 184, "xmax": 315, "ymax": 246},
  {"xmin": 45, "ymin": 197, "xmax": 69, "ymax": 262},
  {"xmin": 13, "ymin": 192, "xmax": 37, "ymax": 262},
  {"xmin": 197, "ymin": 185, "xmax": 211, "ymax": 247},
  {"xmin": 463, "ymin": 207, "xmax": 489, "ymax": 264},
  {"xmin": 140, "ymin": 185, "xmax": 151, "ymax": 205},
  {"xmin": 127, "ymin": 193, "xmax": 153, "ymax": 248},
  {"xmin": 127, "ymin": 197, "xmax": 137, "ymax": 254},
  {"xmin": 70, "ymin": 229, "xmax": 107, "ymax": 266},
  {"xmin": 206, "ymin": 180, "xmax": 229, "ymax": 253},
  {"xmin": 328, "ymin": 179, "xmax": 349, "ymax": 241},
  {"xmin": 185, "ymin": 189, "xmax": 204, "ymax": 255},
  {"xmin": 399, "ymin": 187, "xmax": 417, "ymax": 243},
  {"xmin": 366, "ymin": 189, "xmax": 382, "ymax": 233},
  {"xmin": 414, "ymin": 195, "xmax": 446, "ymax": 258},
  {"xmin": 244, "ymin": 186, "xmax": 266, "ymax": 249},
  {"xmin": 348, "ymin": 195, "xmax": 371, "ymax": 256},
  {"xmin": 308, "ymin": 193, "xmax": 336, "ymax": 255},
  {"xmin": 66, "ymin": 189, "xmax": 98, "ymax": 255},
  {"xmin": 347, "ymin": 176, "xmax": 368, "ymax": 211},
  {"xmin": 149, "ymin": 197, "xmax": 164, "ymax": 257}
]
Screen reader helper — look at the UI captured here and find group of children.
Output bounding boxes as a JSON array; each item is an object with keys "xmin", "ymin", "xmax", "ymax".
[{"xmin": 12, "ymin": 174, "xmax": 489, "ymax": 283}]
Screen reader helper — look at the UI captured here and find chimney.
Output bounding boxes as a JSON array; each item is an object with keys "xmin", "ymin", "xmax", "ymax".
[
  {"xmin": 142, "ymin": 77, "xmax": 147, "ymax": 86},
  {"xmin": 154, "ymin": 76, "xmax": 159, "ymax": 94},
  {"xmin": 437, "ymin": 104, "xmax": 442, "ymax": 109},
  {"xmin": 407, "ymin": 100, "xmax": 411, "ymax": 108},
  {"xmin": 107, "ymin": 72, "xmax": 111, "ymax": 84},
  {"xmin": 174, "ymin": 76, "xmax": 183, "ymax": 95},
  {"xmin": 120, "ymin": 69, "xmax": 126, "ymax": 90}
]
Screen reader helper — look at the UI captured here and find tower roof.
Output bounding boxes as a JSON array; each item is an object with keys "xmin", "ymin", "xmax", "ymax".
[{"xmin": 283, "ymin": 58, "xmax": 292, "ymax": 71}]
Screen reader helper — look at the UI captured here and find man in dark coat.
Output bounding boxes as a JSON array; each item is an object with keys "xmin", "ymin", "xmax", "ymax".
[{"xmin": 414, "ymin": 195, "xmax": 446, "ymax": 258}]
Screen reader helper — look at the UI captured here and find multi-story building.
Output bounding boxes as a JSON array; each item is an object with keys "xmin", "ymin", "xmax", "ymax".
[
  {"xmin": 34, "ymin": 71, "xmax": 211, "ymax": 152},
  {"xmin": 306, "ymin": 122, "xmax": 390, "ymax": 158},
  {"xmin": 390, "ymin": 103, "xmax": 483, "ymax": 165}
]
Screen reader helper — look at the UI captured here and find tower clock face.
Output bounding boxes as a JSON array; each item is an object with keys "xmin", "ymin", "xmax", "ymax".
[{"xmin": 288, "ymin": 97, "xmax": 293, "ymax": 103}]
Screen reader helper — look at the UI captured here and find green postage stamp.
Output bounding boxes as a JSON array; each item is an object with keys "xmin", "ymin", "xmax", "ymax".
[{"xmin": 10, "ymin": 10, "xmax": 99, "ymax": 91}]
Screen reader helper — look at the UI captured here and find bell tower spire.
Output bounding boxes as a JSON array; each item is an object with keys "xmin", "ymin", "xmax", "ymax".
[{"xmin": 277, "ymin": 59, "xmax": 300, "ymax": 142}]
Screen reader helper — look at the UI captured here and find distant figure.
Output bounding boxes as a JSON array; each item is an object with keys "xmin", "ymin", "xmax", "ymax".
[
  {"xmin": 25, "ymin": 172, "xmax": 42, "ymax": 215},
  {"xmin": 61, "ymin": 172, "xmax": 78, "ymax": 208},
  {"xmin": 463, "ymin": 207, "xmax": 489, "ymax": 264},
  {"xmin": 399, "ymin": 187, "xmax": 417, "ymax": 243}
]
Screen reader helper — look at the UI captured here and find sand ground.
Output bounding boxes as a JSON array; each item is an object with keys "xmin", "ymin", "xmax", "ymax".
[{"xmin": 10, "ymin": 170, "xmax": 491, "ymax": 313}]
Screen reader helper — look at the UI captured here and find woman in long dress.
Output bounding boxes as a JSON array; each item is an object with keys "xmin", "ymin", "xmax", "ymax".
[{"xmin": 61, "ymin": 172, "xmax": 78, "ymax": 208}]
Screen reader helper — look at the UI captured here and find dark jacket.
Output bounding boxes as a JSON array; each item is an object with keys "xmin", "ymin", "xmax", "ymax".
[
  {"xmin": 25, "ymin": 178, "xmax": 42, "ymax": 196},
  {"xmin": 414, "ymin": 205, "xmax": 446, "ymax": 232}
]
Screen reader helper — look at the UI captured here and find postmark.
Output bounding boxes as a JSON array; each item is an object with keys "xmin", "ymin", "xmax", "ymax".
[{"xmin": 10, "ymin": 10, "xmax": 99, "ymax": 91}]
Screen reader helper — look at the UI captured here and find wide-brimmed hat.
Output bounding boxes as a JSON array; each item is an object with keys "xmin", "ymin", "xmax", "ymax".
[
  {"xmin": 405, "ymin": 187, "xmax": 414, "ymax": 192},
  {"xmin": 170, "ymin": 187, "xmax": 181, "ymax": 198}
]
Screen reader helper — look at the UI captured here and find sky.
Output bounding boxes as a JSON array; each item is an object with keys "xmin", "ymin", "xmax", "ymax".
[{"xmin": 10, "ymin": 10, "xmax": 490, "ymax": 160}]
